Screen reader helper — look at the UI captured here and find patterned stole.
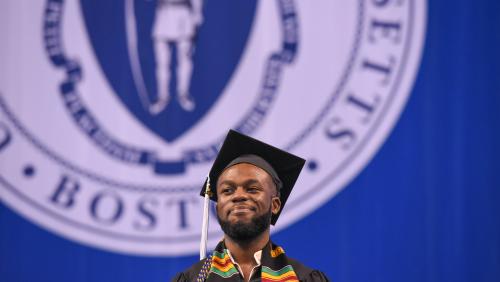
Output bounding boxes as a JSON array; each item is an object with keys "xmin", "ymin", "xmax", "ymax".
[{"xmin": 199, "ymin": 241, "xmax": 299, "ymax": 282}]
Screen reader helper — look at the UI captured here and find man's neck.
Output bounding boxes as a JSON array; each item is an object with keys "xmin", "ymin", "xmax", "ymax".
[{"xmin": 224, "ymin": 229, "xmax": 269, "ymax": 265}]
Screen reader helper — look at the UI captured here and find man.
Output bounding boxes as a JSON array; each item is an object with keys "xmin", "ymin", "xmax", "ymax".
[{"xmin": 173, "ymin": 130, "xmax": 330, "ymax": 281}]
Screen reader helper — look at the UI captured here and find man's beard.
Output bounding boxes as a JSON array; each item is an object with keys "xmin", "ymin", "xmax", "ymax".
[{"xmin": 217, "ymin": 207, "xmax": 272, "ymax": 243}]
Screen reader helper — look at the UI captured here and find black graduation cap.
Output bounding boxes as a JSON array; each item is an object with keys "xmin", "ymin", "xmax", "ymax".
[{"xmin": 200, "ymin": 129, "xmax": 306, "ymax": 225}]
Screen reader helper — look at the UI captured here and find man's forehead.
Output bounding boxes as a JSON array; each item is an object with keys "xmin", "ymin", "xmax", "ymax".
[{"xmin": 217, "ymin": 163, "xmax": 273, "ymax": 185}]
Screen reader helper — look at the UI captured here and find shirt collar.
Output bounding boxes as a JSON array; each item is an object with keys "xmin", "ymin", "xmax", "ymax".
[
  {"xmin": 226, "ymin": 249, "xmax": 262, "ymax": 265},
  {"xmin": 226, "ymin": 249, "xmax": 263, "ymax": 279}
]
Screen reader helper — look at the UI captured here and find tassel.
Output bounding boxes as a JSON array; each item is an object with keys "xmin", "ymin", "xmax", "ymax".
[{"xmin": 200, "ymin": 176, "xmax": 211, "ymax": 260}]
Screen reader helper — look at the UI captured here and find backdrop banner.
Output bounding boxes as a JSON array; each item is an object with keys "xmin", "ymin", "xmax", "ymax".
[{"xmin": 1, "ymin": 1, "xmax": 499, "ymax": 281}]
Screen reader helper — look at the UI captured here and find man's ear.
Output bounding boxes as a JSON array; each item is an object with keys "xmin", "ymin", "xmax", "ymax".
[{"xmin": 271, "ymin": 197, "xmax": 281, "ymax": 215}]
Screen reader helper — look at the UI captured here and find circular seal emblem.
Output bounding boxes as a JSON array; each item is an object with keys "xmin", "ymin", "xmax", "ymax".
[{"xmin": 0, "ymin": 0, "xmax": 426, "ymax": 256}]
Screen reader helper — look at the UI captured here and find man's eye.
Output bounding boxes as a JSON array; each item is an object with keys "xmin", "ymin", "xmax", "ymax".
[
  {"xmin": 221, "ymin": 188, "xmax": 233, "ymax": 194},
  {"xmin": 247, "ymin": 187, "xmax": 259, "ymax": 193}
]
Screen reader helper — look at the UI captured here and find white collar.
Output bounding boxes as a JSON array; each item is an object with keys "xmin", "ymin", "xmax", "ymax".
[{"xmin": 226, "ymin": 249, "xmax": 263, "ymax": 279}]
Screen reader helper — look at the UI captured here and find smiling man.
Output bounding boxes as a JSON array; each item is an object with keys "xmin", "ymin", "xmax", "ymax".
[{"xmin": 172, "ymin": 130, "xmax": 330, "ymax": 281}]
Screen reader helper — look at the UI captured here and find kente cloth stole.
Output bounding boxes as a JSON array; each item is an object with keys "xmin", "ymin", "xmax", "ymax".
[{"xmin": 197, "ymin": 241, "xmax": 299, "ymax": 282}]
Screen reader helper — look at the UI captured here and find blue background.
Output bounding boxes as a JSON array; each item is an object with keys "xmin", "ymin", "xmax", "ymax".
[{"xmin": 1, "ymin": 0, "xmax": 500, "ymax": 281}]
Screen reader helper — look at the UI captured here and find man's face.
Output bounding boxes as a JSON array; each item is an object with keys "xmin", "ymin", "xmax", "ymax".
[{"xmin": 216, "ymin": 163, "xmax": 281, "ymax": 241}]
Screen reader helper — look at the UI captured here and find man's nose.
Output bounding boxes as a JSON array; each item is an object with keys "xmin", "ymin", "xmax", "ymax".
[{"xmin": 231, "ymin": 187, "xmax": 249, "ymax": 202}]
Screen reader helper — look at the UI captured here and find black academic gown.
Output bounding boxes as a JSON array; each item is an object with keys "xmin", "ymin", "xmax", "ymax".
[{"xmin": 172, "ymin": 256, "xmax": 330, "ymax": 282}]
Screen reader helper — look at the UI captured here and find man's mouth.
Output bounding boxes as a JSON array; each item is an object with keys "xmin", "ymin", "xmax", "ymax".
[{"xmin": 229, "ymin": 206, "xmax": 256, "ymax": 215}]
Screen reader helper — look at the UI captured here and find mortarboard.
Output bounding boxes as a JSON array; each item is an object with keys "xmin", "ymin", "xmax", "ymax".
[{"xmin": 199, "ymin": 129, "xmax": 305, "ymax": 259}]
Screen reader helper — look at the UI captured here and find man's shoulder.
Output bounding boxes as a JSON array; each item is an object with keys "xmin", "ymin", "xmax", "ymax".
[
  {"xmin": 287, "ymin": 256, "xmax": 315, "ymax": 274},
  {"xmin": 171, "ymin": 259, "xmax": 207, "ymax": 282},
  {"xmin": 287, "ymin": 257, "xmax": 330, "ymax": 281}
]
